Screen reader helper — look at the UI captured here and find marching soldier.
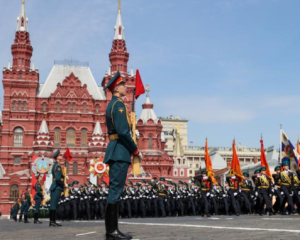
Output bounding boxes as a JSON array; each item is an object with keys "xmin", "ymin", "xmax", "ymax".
[
  {"xmin": 258, "ymin": 166, "xmax": 273, "ymax": 216},
  {"xmin": 34, "ymin": 174, "xmax": 43, "ymax": 224},
  {"xmin": 226, "ymin": 175, "xmax": 240, "ymax": 216},
  {"xmin": 49, "ymin": 150, "xmax": 65, "ymax": 227},
  {"xmin": 69, "ymin": 181, "xmax": 79, "ymax": 220},
  {"xmin": 279, "ymin": 161, "xmax": 296, "ymax": 214},
  {"xmin": 11, "ymin": 200, "xmax": 19, "ymax": 222},
  {"xmin": 103, "ymin": 71, "xmax": 143, "ymax": 240},
  {"xmin": 198, "ymin": 169, "xmax": 212, "ymax": 217},
  {"xmin": 157, "ymin": 177, "xmax": 168, "ymax": 217},
  {"xmin": 272, "ymin": 166, "xmax": 284, "ymax": 214},
  {"xmin": 240, "ymin": 172, "xmax": 253, "ymax": 214}
]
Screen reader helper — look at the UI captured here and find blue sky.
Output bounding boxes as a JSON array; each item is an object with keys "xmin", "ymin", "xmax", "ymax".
[{"xmin": 0, "ymin": 0, "xmax": 300, "ymax": 148}]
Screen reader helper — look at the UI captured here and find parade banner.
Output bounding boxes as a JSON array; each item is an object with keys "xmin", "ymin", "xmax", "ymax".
[
  {"xmin": 260, "ymin": 138, "xmax": 272, "ymax": 179},
  {"xmin": 204, "ymin": 139, "xmax": 217, "ymax": 184},
  {"xmin": 280, "ymin": 129, "xmax": 299, "ymax": 171},
  {"xmin": 229, "ymin": 140, "xmax": 243, "ymax": 182}
]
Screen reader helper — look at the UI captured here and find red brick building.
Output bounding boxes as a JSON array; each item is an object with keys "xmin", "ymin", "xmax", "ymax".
[{"xmin": 0, "ymin": 2, "xmax": 189, "ymax": 214}]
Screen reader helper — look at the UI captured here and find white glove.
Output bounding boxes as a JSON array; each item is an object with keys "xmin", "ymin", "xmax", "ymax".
[
  {"xmin": 255, "ymin": 192, "xmax": 258, "ymax": 196},
  {"xmin": 222, "ymin": 194, "xmax": 226, "ymax": 197},
  {"xmin": 234, "ymin": 192, "xmax": 238, "ymax": 196},
  {"xmin": 206, "ymin": 193, "xmax": 210, "ymax": 197},
  {"xmin": 94, "ymin": 198, "xmax": 98, "ymax": 201},
  {"xmin": 281, "ymin": 192, "xmax": 284, "ymax": 195},
  {"xmin": 274, "ymin": 185, "xmax": 278, "ymax": 190},
  {"xmin": 165, "ymin": 199, "xmax": 167, "ymax": 202},
  {"xmin": 251, "ymin": 195, "xmax": 254, "ymax": 198},
  {"xmin": 271, "ymin": 189, "xmax": 274, "ymax": 193},
  {"xmin": 298, "ymin": 191, "xmax": 300, "ymax": 195},
  {"xmin": 203, "ymin": 177, "xmax": 208, "ymax": 180},
  {"xmin": 290, "ymin": 192, "xmax": 294, "ymax": 196},
  {"xmin": 239, "ymin": 189, "xmax": 241, "ymax": 193},
  {"xmin": 231, "ymin": 176, "xmax": 236, "ymax": 179},
  {"xmin": 70, "ymin": 196, "xmax": 74, "ymax": 199},
  {"xmin": 84, "ymin": 196, "xmax": 88, "ymax": 199},
  {"xmin": 133, "ymin": 197, "xmax": 136, "ymax": 200},
  {"xmin": 269, "ymin": 194, "xmax": 272, "ymax": 198},
  {"xmin": 210, "ymin": 194, "xmax": 214, "ymax": 197},
  {"xmin": 137, "ymin": 152, "xmax": 143, "ymax": 160}
]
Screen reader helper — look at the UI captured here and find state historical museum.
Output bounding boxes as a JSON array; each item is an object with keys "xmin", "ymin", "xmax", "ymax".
[{"xmin": 0, "ymin": 2, "xmax": 190, "ymax": 214}]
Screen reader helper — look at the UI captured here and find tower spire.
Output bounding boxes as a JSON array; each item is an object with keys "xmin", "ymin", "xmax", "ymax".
[
  {"xmin": 108, "ymin": 0, "xmax": 129, "ymax": 74},
  {"xmin": 17, "ymin": 0, "xmax": 28, "ymax": 32}
]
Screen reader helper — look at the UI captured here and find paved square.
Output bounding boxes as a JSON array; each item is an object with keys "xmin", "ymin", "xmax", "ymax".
[{"xmin": 1, "ymin": 215, "xmax": 300, "ymax": 240}]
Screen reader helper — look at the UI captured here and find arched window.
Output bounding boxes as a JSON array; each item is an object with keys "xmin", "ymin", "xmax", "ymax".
[
  {"xmin": 54, "ymin": 128, "xmax": 61, "ymax": 147},
  {"xmin": 14, "ymin": 127, "xmax": 23, "ymax": 147},
  {"xmin": 10, "ymin": 185, "xmax": 19, "ymax": 202},
  {"xmin": 148, "ymin": 136, "xmax": 153, "ymax": 149},
  {"xmin": 13, "ymin": 102, "xmax": 16, "ymax": 111},
  {"xmin": 66, "ymin": 129, "xmax": 76, "ymax": 147},
  {"xmin": 73, "ymin": 162, "xmax": 78, "ymax": 175},
  {"xmin": 18, "ymin": 102, "xmax": 21, "ymax": 111},
  {"xmin": 57, "ymin": 103, "xmax": 60, "ymax": 112},
  {"xmin": 67, "ymin": 103, "xmax": 71, "ymax": 112},
  {"xmin": 23, "ymin": 102, "xmax": 27, "ymax": 111},
  {"xmin": 96, "ymin": 105, "xmax": 99, "ymax": 114},
  {"xmin": 81, "ymin": 129, "xmax": 87, "ymax": 147},
  {"xmin": 72, "ymin": 103, "xmax": 76, "ymax": 112},
  {"xmin": 42, "ymin": 103, "xmax": 46, "ymax": 112},
  {"xmin": 83, "ymin": 103, "xmax": 86, "ymax": 113}
]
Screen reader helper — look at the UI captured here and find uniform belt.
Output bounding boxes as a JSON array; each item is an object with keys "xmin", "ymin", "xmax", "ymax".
[
  {"xmin": 201, "ymin": 188, "xmax": 209, "ymax": 191},
  {"xmin": 109, "ymin": 134, "xmax": 119, "ymax": 140},
  {"xmin": 229, "ymin": 187, "xmax": 236, "ymax": 189},
  {"xmin": 281, "ymin": 183, "xmax": 290, "ymax": 186},
  {"xmin": 159, "ymin": 193, "xmax": 167, "ymax": 196},
  {"xmin": 259, "ymin": 186, "xmax": 269, "ymax": 189},
  {"xmin": 276, "ymin": 185, "xmax": 281, "ymax": 188},
  {"xmin": 241, "ymin": 189, "xmax": 250, "ymax": 191}
]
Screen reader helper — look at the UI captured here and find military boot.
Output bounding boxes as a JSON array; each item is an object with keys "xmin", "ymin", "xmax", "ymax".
[{"xmin": 105, "ymin": 203, "xmax": 132, "ymax": 240}]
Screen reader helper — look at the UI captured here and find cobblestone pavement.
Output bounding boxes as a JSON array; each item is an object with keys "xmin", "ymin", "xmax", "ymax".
[{"xmin": 1, "ymin": 215, "xmax": 300, "ymax": 240}]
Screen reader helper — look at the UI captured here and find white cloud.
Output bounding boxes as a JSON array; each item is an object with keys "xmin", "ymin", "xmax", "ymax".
[{"xmin": 158, "ymin": 96, "xmax": 256, "ymax": 123}]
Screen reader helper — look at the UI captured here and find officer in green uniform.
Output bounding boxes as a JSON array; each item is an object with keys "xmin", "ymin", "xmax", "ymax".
[
  {"xmin": 23, "ymin": 187, "xmax": 32, "ymax": 223},
  {"xmin": 103, "ymin": 71, "xmax": 142, "ymax": 240},
  {"xmin": 49, "ymin": 150, "xmax": 65, "ymax": 227},
  {"xmin": 34, "ymin": 174, "xmax": 43, "ymax": 224}
]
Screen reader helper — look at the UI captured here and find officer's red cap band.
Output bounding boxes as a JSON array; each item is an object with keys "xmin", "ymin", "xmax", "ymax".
[{"xmin": 108, "ymin": 77, "xmax": 125, "ymax": 91}]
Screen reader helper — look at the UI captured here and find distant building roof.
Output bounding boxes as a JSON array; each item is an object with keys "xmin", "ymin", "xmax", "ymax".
[
  {"xmin": 38, "ymin": 64, "xmax": 106, "ymax": 100},
  {"xmin": 200, "ymin": 152, "xmax": 227, "ymax": 170},
  {"xmin": 160, "ymin": 115, "xmax": 188, "ymax": 122}
]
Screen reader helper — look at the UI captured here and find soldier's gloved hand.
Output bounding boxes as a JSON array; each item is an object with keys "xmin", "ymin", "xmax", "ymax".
[
  {"xmin": 206, "ymin": 193, "xmax": 210, "ymax": 197},
  {"xmin": 223, "ymin": 194, "xmax": 226, "ymax": 197},
  {"xmin": 234, "ymin": 192, "xmax": 238, "ymax": 196},
  {"xmin": 255, "ymin": 192, "xmax": 258, "ymax": 196},
  {"xmin": 298, "ymin": 191, "xmax": 300, "ymax": 195},
  {"xmin": 281, "ymin": 191, "xmax": 284, "ymax": 195},
  {"xmin": 274, "ymin": 185, "xmax": 278, "ymax": 190},
  {"xmin": 165, "ymin": 199, "xmax": 167, "ymax": 202},
  {"xmin": 251, "ymin": 195, "xmax": 254, "ymax": 198},
  {"xmin": 290, "ymin": 192, "xmax": 294, "ymax": 196},
  {"xmin": 137, "ymin": 152, "xmax": 143, "ymax": 160},
  {"xmin": 271, "ymin": 189, "xmax": 274, "ymax": 193}
]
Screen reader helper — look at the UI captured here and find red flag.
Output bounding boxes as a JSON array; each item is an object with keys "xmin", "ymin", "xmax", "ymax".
[
  {"xmin": 63, "ymin": 148, "xmax": 72, "ymax": 161},
  {"xmin": 135, "ymin": 70, "xmax": 145, "ymax": 99},
  {"xmin": 229, "ymin": 140, "xmax": 243, "ymax": 182},
  {"xmin": 205, "ymin": 139, "xmax": 217, "ymax": 184},
  {"xmin": 260, "ymin": 138, "xmax": 271, "ymax": 178},
  {"xmin": 31, "ymin": 155, "xmax": 38, "ymax": 202}
]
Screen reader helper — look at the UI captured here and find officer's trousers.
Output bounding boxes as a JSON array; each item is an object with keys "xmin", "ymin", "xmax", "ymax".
[{"xmin": 107, "ymin": 160, "xmax": 130, "ymax": 204}]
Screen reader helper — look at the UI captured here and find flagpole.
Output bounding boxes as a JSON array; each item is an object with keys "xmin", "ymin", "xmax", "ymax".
[{"xmin": 279, "ymin": 124, "xmax": 282, "ymax": 165}]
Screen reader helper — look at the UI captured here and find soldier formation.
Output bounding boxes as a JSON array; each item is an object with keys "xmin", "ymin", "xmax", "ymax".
[{"xmin": 10, "ymin": 160, "xmax": 300, "ymax": 222}]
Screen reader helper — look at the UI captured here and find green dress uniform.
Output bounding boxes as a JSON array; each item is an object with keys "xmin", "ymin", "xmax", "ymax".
[
  {"xmin": 23, "ymin": 191, "xmax": 32, "ymax": 223},
  {"xmin": 103, "ymin": 71, "xmax": 138, "ymax": 240},
  {"xmin": 49, "ymin": 150, "xmax": 65, "ymax": 227},
  {"xmin": 34, "ymin": 179, "xmax": 43, "ymax": 223}
]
